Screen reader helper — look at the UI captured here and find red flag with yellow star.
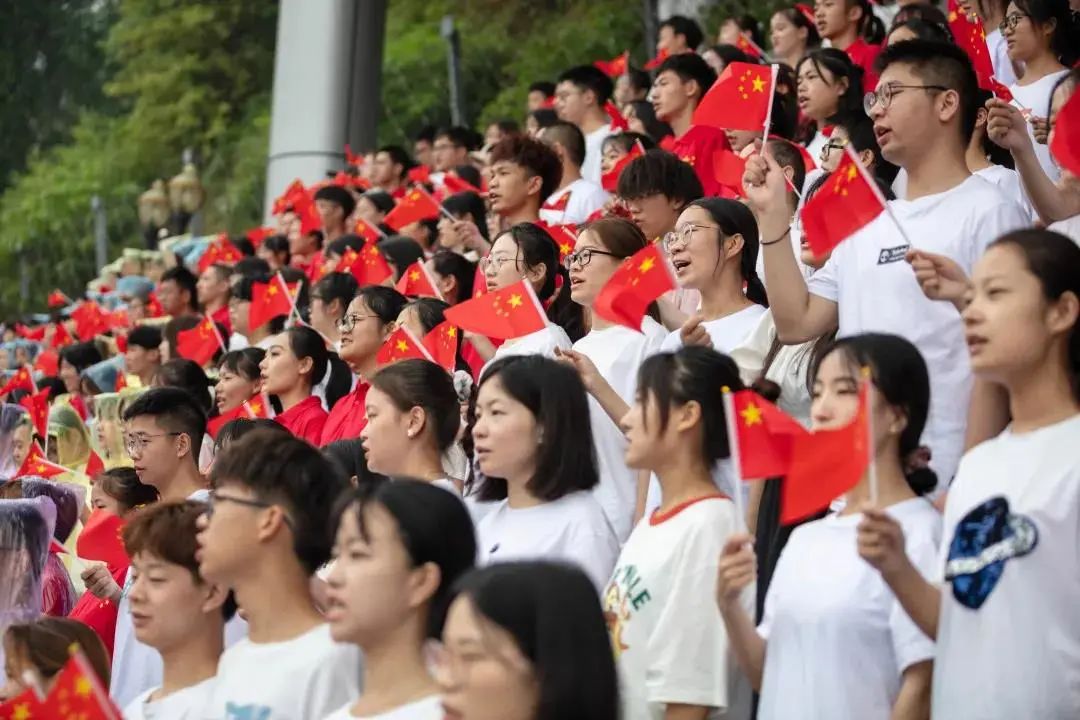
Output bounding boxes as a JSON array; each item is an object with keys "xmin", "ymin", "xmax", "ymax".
[
  {"xmin": 37, "ymin": 648, "xmax": 122, "ymax": 719},
  {"xmin": 442, "ymin": 171, "xmax": 484, "ymax": 196},
  {"xmin": 593, "ymin": 51, "xmax": 629, "ymax": 78},
  {"xmin": 0, "ymin": 366, "xmax": 35, "ymax": 397},
  {"xmin": 727, "ymin": 389, "xmax": 808, "ymax": 481},
  {"xmin": 354, "ymin": 217, "xmax": 384, "ymax": 242},
  {"xmin": 444, "ymin": 279, "xmax": 548, "ymax": 340},
  {"xmin": 384, "ymin": 188, "xmax": 442, "ymax": 231},
  {"xmin": 339, "ymin": 244, "xmax": 394, "ymax": 287},
  {"xmin": 77, "ymin": 509, "xmax": 128, "ymax": 572},
  {"xmin": 249, "ymin": 276, "xmax": 296, "ymax": 330},
  {"xmin": 50, "ymin": 322, "xmax": 74, "ymax": 349},
  {"xmin": 423, "ymin": 321, "xmax": 459, "ymax": 374},
  {"xmin": 376, "ymin": 327, "xmax": 433, "ymax": 367},
  {"xmin": 593, "ymin": 244, "xmax": 676, "ymax": 332},
  {"xmin": 537, "ymin": 222, "xmax": 578, "ymax": 262},
  {"xmin": 47, "ymin": 289, "xmax": 71, "ymax": 308},
  {"xmin": 395, "ymin": 261, "xmax": 443, "ymax": 299},
  {"xmin": 84, "ymin": 449, "xmax": 105, "ymax": 479},
  {"xmin": 800, "ymin": 146, "xmax": 888, "ymax": 257},
  {"xmin": 15, "ymin": 443, "xmax": 66, "ymax": 479},
  {"xmin": 175, "ymin": 315, "xmax": 224, "ymax": 367},
  {"xmin": 947, "ymin": 0, "xmax": 995, "ymax": 90},
  {"xmin": 693, "ymin": 62, "xmax": 773, "ymax": 132},
  {"xmin": 19, "ymin": 387, "xmax": 51, "ymax": 440},
  {"xmin": 198, "ymin": 234, "xmax": 244, "ymax": 273},
  {"xmin": 644, "ymin": 47, "xmax": 669, "ymax": 70},
  {"xmin": 33, "ymin": 349, "xmax": 58, "ymax": 377},
  {"xmin": 243, "ymin": 392, "xmax": 274, "ymax": 419}
]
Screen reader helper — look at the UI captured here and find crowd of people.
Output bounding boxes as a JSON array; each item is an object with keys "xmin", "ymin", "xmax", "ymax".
[{"xmin": 1, "ymin": 0, "xmax": 1079, "ymax": 717}]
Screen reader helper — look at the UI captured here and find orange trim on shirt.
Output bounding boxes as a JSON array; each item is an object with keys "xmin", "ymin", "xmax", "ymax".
[{"xmin": 649, "ymin": 493, "xmax": 729, "ymax": 525}]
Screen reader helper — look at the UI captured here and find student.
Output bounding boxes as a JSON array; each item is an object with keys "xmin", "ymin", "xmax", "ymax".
[
  {"xmin": 657, "ymin": 15, "xmax": 705, "ymax": 55},
  {"xmin": 59, "ymin": 341, "xmax": 104, "ymax": 398},
  {"xmin": 556, "ymin": 218, "xmax": 667, "ymax": 541},
  {"xmin": 121, "ymin": 500, "xmax": 233, "ymax": 719},
  {"xmin": 857, "ymin": 230, "xmax": 1080, "ymax": 719},
  {"xmin": 605, "ymin": 347, "xmax": 752, "ymax": 720},
  {"xmin": 158, "ymin": 266, "xmax": 199, "ymax": 319},
  {"xmin": 426, "ymin": 250, "xmax": 476, "ymax": 305},
  {"xmin": 816, "ymin": 111, "xmax": 899, "ymax": 188},
  {"xmin": 661, "ymin": 198, "xmax": 769, "ymax": 353},
  {"xmin": 649, "ymin": 54, "xmax": 732, "ymax": 197},
  {"xmin": 433, "ymin": 562, "xmax": 618, "ymax": 720},
  {"xmin": 795, "ymin": 49, "xmax": 865, "ymax": 162},
  {"xmin": 526, "ymin": 81, "xmax": 556, "ymax": 112},
  {"xmin": 372, "ymin": 145, "xmax": 413, "ymax": 197},
  {"xmin": 616, "ymin": 149, "xmax": 705, "ymax": 244},
  {"xmin": 746, "ymin": 39, "xmax": 1030, "ymax": 487},
  {"xmin": 214, "ymin": 348, "xmax": 265, "ymax": 416},
  {"xmin": 437, "ymin": 192, "xmax": 490, "ymax": 259},
  {"xmin": 1, "ymin": 617, "xmax": 111, "ymax": 701},
  {"xmin": 413, "ymin": 125, "xmax": 435, "ymax": 169},
  {"xmin": 2, "ymin": 479, "xmax": 78, "ymax": 617},
  {"xmin": 196, "ymin": 430, "xmax": 359, "ymax": 719},
  {"xmin": 432, "ymin": 127, "xmax": 474, "ymax": 174},
  {"xmin": 961, "ymin": 90, "xmax": 1027, "ymax": 212},
  {"xmin": 622, "ymin": 103, "xmax": 672, "ymax": 143},
  {"xmin": 323, "ymin": 480, "xmax": 477, "ymax": 720},
  {"xmin": 360, "ymin": 359, "xmax": 462, "ymax": 493},
  {"xmin": 537, "ymin": 121, "xmax": 610, "ymax": 225},
  {"xmin": 770, "ymin": 5, "xmax": 822, "ymax": 71},
  {"xmin": 320, "ymin": 235, "xmax": 366, "ymax": 278},
  {"xmin": 196, "ymin": 264, "xmax": 232, "ymax": 336},
  {"xmin": 814, "ymin": 0, "xmax": 883, "ymax": 89},
  {"xmin": 613, "ymin": 67, "xmax": 651, "ymax": 108},
  {"xmin": 487, "ymin": 134, "xmax": 563, "ymax": 229},
  {"xmin": 314, "ymin": 185, "xmax": 358, "ymax": 245},
  {"xmin": 310, "ymin": 272, "xmax": 359, "ymax": 348},
  {"xmin": 357, "ymin": 190, "xmax": 397, "ymax": 228},
  {"xmin": 554, "ymin": 65, "xmax": 615, "ymax": 184},
  {"xmin": 717, "ymin": 333, "xmax": 939, "ymax": 720},
  {"xmin": 974, "ymin": 0, "xmax": 1016, "ymax": 85},
  {"xmin": 470, "ymin": 355, "xmax": 618, "ymax": 591},
  {"xmin": 124, "ymin": 325, "xmax": 164, "ymax": 387},
  {"xmin": 256, "ymin": 234, "xmax": 291, "ymax": 273},
  {"xmin": 378, "ymin": 236, "xmax": 426, "ymax": 284},
  {"xmin": 262, "ymin": 326, "xmax": 329, "ymax": 446},
  {"xmin": 323, "ymin": 286, "xmax": 409, "ymax": 445},
  {"xmin": 152, "ymin": 359, "xmax": 214, "ymax": 415},
  {"xmin": 228, "ymin": 275, "xmax": 285, "ymax": 350},
  {"xmin": 475, "ymin": 223, "xmax": 581, "ymax": 365}
]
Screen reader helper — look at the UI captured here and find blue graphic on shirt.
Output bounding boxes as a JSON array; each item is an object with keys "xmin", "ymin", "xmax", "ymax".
[
  {"xmin": 945, "ymin": 496, "xmax": 1038, "ymax": 610},
  {"xmin": 225, "ymin": 703, "xmax": 272, "ymax": 720}
]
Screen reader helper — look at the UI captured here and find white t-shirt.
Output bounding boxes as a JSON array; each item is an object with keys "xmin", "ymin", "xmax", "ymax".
[
  {"xmin": 730, "ymin": 310, "xmax": 814, "ymax": 426},
  {"xmin": 758, "ymin": 498, "xmax": 941, "ymax": 720},
  {"xmin": 985, "ymin": 29, "xmax": 1017, "ymax": 87},
  {"xmin": 605, "ymin": 496, "xmax": 753, "ymax": 720},
  {"xmin": 574, "ymin": 319, "xmax": 668, "ymax": 542},
  {"xmin": 205, "ymin": 623, "xmax": 362, "ymax": 720},
  {"xmin": 1049, "ymin": 214, "xmax": 1080, "ymax": 245},
  {"xmin": 476, "ymin": 490, "xmax": 619, "ymax": 592},
  {"xmin": 975, "ymin": 164, "xmax": 1032, "ymax": 219},
  {"xmin": 582, "ymin": 124, "xmax": 615, "ymax": 184},
  {"xmin": 484, "ymin": 325, "xmax": 572, "ymax": 375},
  {"xmin": 932, "ymin": 414, "xmax": 1080, "ymax": 719},
  {"xmin": 123, "ymin": 678, "xmax": 215, "ymax": 720},
  {"xmin": 805, "ymin": 174, "xmax": 1028, "ymax": 486},
  {"xmin": 1010, "ymin": 70, "xmax": 1070, "ymax": 184},
  {"xmin": 805, "ymin": 131, "xmax": 828, "ymax": 166},
  {"xmin": 539, "ymin": 178, "xmax": 610, "ymax": 226},
  {"xmin": 322, "ymin": 695, "xmax": 442, "ymax": 720},
  {"xmin": 660, "ymin": 305, "xmax": 767, "ymax": 354}
]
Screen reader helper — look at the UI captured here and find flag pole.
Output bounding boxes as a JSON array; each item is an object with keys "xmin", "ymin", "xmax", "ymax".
[
  {"xmin": 205, "ymin": 312, "xmax": 228, "ymax": 357},
  {"xmin": 721, "ymin": 387, "xmax": 747, "ymax": 529},
  {"xmin": 416, "ymin": 184, "xmax": 459, "ymax": 223},
  {"xmin": 861, "ymin": 366, "xmax": 879, "ymax": 506},
  {"xmin": 761, "ymin": 64, "xmax": 779, "ymax": 139},
  {"xmin": 275, "ymin": 271, "xmax": 300, "ymax": 326}
]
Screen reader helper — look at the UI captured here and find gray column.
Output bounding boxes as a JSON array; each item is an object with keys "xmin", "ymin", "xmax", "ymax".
[{"xmin": 263, "ymin": 0, "xmax": 388, "ymax": 218}]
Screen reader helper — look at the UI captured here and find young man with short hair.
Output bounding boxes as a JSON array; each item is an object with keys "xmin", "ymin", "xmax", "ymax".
[
  {"xmin": 746, "ymin": 40, "xmax": 1029, "ymax": 488},
  {"xmin": 432, "ymin": 126, "xmax": 474, "ymax": 173},
  {"xmin": 124, "ymin": 325, "xmax": 163, "ymax": 387},
  {"xmin": 614, "ymin": 67, "xmax": 652, "ymax": 107},
  {"xmin": 122, "ymin": 500, "xmax": 232, "ymax": 719},
  {"xmin": 412, "ymin": 125, "xmax": 436, "ymax": 169},
  {"xmin": 313, "ymin": 185, "xmax": 357, "ymax": 245},
  {"xmin": 197, "ymin": 430, "xmax": 359, "ymax": 719},
  {"xmin": 657, "ymin": 15, "xmax": 705, "ymax": 55},
  {"xmin": 487, "ymin": 134, "xmax": 563, "ymax": 228},
  {"xmin": 157, "ymin": 267, "xmax": 199, "ymax": 319},
  {"xmin": 371, "ymin": 144, "xmax": 413, "ymax": 198},
  {"xmin": 196, "ymin": 263, "xmax": 233, "ymax": 336},
  {"xmin": 555, "ymin": 65, "xmax": 616, "ymax": 184},
  {"xmin": 815, "ymin": 0, "xmax": 881, "ymax": 88},
  {"xmin": 538, "ymin": 121, "xmax": 610, "ymax": 225},
  {"xmin": 526, "ymin": 80, "xmax": 556, "ymax": 112}
]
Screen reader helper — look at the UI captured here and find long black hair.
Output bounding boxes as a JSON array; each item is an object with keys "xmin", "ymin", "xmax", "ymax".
[
  {"xmin": 795, "ymin": 49, "xmax": 865, "ymax": 142},
  {"xmin": 686, "ymin": 198, "xmax": 769, "ymax": 307},
  {"xmin": 370, "ymin": 359, "xmax": 461, "ymax": 453},
  {"xmin": 499, "ymin": 223, "xmax": 586, "ymax": 342},
  {"xmin": 284, "ymin": 325, "xmax": 330, "ymax": 391},
  {"xmin": 1012, "ymin": 0, "xmax": 1079, "ymax": 67}
]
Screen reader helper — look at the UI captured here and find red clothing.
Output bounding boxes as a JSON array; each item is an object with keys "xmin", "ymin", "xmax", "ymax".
[
  {"xmin": 275, "ymin": 395, "xmax": 328, "ymax": 446},
  {"xmin": 68, "ymin": 566, "xmax": 127, "ymax": 658},
  {"xmin": 210, "ymin": 304, "xmax": 232, "ymax": 336},
  {"xmin": 844, "ymin": 38, "xmax": 881, "ymax": 91},
  {"xmin": 321, "ymin": 381, "xmax": 370, "ymax": 445},
  {"xmin": 669, "ymin": 125, "xmax": 732, "ymax": 198},
  {"xmin": 42, "ymin": 551, "xmax": 76, "ymax": 617}
]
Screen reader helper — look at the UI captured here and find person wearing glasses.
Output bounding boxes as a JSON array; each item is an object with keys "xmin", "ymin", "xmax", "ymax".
[
  {"xmin": 745, "ymin": 39, "xmax": 1029, "ymax": 490},
  {"xmin": 322, "ymin": 285, "xmax": 409, "ymax": 445},
  {"xmin": 309, "ymin": 272, "xmax": 359, "ymax": 349},
  {"xmin": 322, "ymin": 480, "xmax": 476, "ymax": 720},
  {"xmin": 196, "ymin": 429, "xmax": 359, "ymax": 719}
]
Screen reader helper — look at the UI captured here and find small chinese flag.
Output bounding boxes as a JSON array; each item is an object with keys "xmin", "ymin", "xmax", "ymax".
[
  {"xmin": 593, "ymin": 244, "xmax": 676, "ymax": 331},
  {"xmin": 423, "ymin": 321, "xmax": 459, "ymax": 374},
  {"xmin": 146, "ymin": 292, "xmax": 165, "ymax": 318},
  {"xmin": 354, "ymin": 217, "xmax": 384, "ymax": 242},
  {"xmin": 78, "ymin": 510, "xmax": 128, "ymax": 571},
  {"xmin": 541, "ymin": 191, "xmax": 572, "ymax": 213},
  {"xmin": 601, "ymin": 142, "xmax": 645, "ymax": 192},
  {"xmin": 175, "ymin": 315, "xmax": 223, "ymax": 367},
  {"xmin": 246, "ymin": 226, "xmax": 276, "ymax": 247},
  {"xmin": 72, "ymin": 301, "xmax": 110, "ymax": 342},
  {"xmin": 800, "ymin": 145, "xmax": 887, "ymax": 257},
  {"xmin": 249, "ymin": 276, "xmax": 295, "ymax": 330},
  {"xmin": 376, "ymin": 327, "xmax": 433, "ymax": 367},
  {"xmin": 15, "ymin": 443, "xmax": 66, "ymax": 480},
  {"xmin": 0, "ymin": 686, "xmax": 45, "ymax": 718},
  {"xmin": 594, "ymin": 51, "xmax": 629, "ymax": 77},
  {"xmin": 272, "ymin": 178, "xmax": 307, "ymax": 215},
  {"xmin": 395, "ymin": 261, "xmax": 442, "ymax": 299},
  {"xmin": 37, "ymin": 649, "xmax": 122, "ymax": 720},
  {"xmin": 198, "ymin": 234, "xmax": 244, "ymax": 273},
  {"xmin": 16, "ymin": 324, "xmax": 46, "ymax": 341},
  {"xmin": 0, "ymin": 366, "xmax": 35, "ymax": 397},
  {"xmin": 712, "ymin": 149, "xmax": 748, "ymax": 197},
  {"xmin": 50, "ymin": 322, "xmax": 74, "ymax": 349},
  {"xmin": 605, "ymin": 101, "xmax": 629, "ymax": 132},
  {"xmin": 537, "ymin": 221, "xmax": 578, "ymax": 262},
  {"xmin": 292, "ymin": 193, "xmax": 322, "ymax": 236},
  {"xmin": 106, "ymin": 308, "xmax": 130, "ymax": 332},
  {"xmin": 948, "ymin": 0, "xmax": 995, "ymax": 90},
  {"xmin": 340, "ymin": 245, "xmax": 394, "ymax": 287},
  {"xmin": 384, "ymin": 188, "xmax": 443, "ymax": 231},
  {"xmin": 442, "ymin": 172, "xmax": 484, "ymax": 196},
  {"xmin": 244, "ymin": 392, "xmax": 274, "ymax": 419},
  {"xmin": 408, "ymin": 165, "xmax": 432, "ymax": 185},
  {"xmin": 1050, "ymin": 86, "xmax": 1080, "ymax": 178},
  {"xmin": 693, "ymin": 62, "xmax": 774, "ymax": 132},
  {"xmin": 989, "ymin": 76, "xmax": 1013, "ymax": 103},
  {"xmin": 34, "ymin": 349, "xmax": 59, "ymax": 377},
  {"xmin": 207, "ymin": 404, "xmax": 245, "ymax": 438},
  {"xmin": 48, "ymin": 289, "xmax": 71, "ymax": 308},
  {"xmin": 19, "ymin": 387, "xmax": 51, "ymax": 439},
  {"xmin": 345, "ymin": 143, "xmax": 365, "ymax": 168},
  {"xmin": 735, "ymin": 33, "xmax": 764, "ymax": 59},
  {"xmin": 727, "ymin": 389, "xmax": 808, "ymax": 480},
  {"xmin": 782, "ymin": 381, "xmax": 871, "ymax": 524},
  {"xmin": 644, "ymin": 47, "xmax": 670, "ymax": 70},
  {"xmin": 444, "ymin": 279, "xmax": 548, "ymax": 340},
  {"xmin": 84, "ymin": 450, "xmax": 105, "ymax": 479}
]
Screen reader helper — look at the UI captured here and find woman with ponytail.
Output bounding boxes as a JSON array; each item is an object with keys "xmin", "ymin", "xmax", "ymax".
[
  {"xmin": 659, "ymin": 198, "xmax": 769, "ymax": 354},
  {"xmin": 858, "ymin": 229, "xmax": 1080, "ymax": 719},
  {"xmin": 770, "ymin": 4, "xmax": 821, "ymax": 71},
  {"xmin": 814, "ymin": 0, "xmax": 884, "ymax": 88},
  {"xmin": 718, "ymin": 332, "xmax": 939, "ymax": 720},
  {"xmin": 261, "ymin": 326, "xmax": 330, "ymax": 445}
]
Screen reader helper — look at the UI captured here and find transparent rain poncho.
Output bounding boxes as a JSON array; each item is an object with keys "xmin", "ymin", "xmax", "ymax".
[
  {"xmin": 0, "ymin": 403, "xmax": 29, "ymax": 482},
  {"xmin": 0, "ymin": 497, "xmax": 55, "ymax": 669}
]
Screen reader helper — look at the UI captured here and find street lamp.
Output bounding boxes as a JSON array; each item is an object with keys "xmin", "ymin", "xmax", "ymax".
[
  {"xmin": 137, "ymin": 179, "xmax": 170, "ymax": 249},
  {"xmin": 167, "ymin": 161, "xmax": 206, "ymax": 236}
]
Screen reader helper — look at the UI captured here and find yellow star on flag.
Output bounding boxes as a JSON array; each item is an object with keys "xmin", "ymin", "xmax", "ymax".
[
  {"xmin": 446, "ymin": 327, "xmax": 457, "ymax": 338},
  {"xmin": 639, "ymin": 256, "xmax": 655, "ymax": 273},
  {"xmin": 740, "ymin": 402, "xmax": 763, "ymax": 426},
  {"xmin": 752, "ymin": 76, "xmax": 766, "ymax": 92},
  {"xmin": 396, "ymin": 339, "xmax": 409, "ymax": 352},
  {"xmin": 509, "ymin": 294, "xmax": 523, "ymax": 308},
  {"xmin": 12, "ymin": 702, "xmax": 31, "ymax": 720},
  {"xmin": 75, "ymin": 676, "xmax": 92, "ymax": 697},
  {"xmin": 267, "ymin": 284, "xmax": 278, "ymax": 295}
]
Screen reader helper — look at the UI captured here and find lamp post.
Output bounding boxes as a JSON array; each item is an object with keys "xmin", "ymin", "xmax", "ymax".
[
  {"xmin": 137, "ymin": 179, "xmax": 170, "ymax": 249},
  {"xmin": 167, "ymin": 155, "xmax": 206, "ymax": 237}
]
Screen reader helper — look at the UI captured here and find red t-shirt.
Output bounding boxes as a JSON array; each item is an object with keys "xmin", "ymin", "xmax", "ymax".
[
  {"xmin": 669, "ymin": 125, "xmax": 733, "ymax": 198},
  {"xmin": 275, "ymin": 395, "xmax": 328, "ymax": 446},
  {"xmin": 321, "ymin": 381, "xmax": 370, "ymax": 445},
  {"xmin": 845, "ymin": 38, "xmax": 881, "ymax": 91},
  {"xmin": 68, "ymin": 565, "xmax": 127, "ymax": 657}
]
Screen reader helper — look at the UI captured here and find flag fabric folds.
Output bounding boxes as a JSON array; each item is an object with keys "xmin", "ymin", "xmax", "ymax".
[
  {"xmin": 800, "ymin": 146, "xmax": 888, "ymax": 257},
  {"xmin": 593, "ymin": 244, "xmax": 676, "ymax": 332},
  {"xmin": 693, "ymin": 62, "xmax": 774, "ymax": 132},
  {"xmin": 444, "ymin": 280, "xmax": 548, "ymax": 340}
]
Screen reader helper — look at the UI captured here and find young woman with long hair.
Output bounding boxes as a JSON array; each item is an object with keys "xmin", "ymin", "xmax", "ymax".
[{"xmin": 261, "ymin": 326, "xmax": 330, "ymax": 445}]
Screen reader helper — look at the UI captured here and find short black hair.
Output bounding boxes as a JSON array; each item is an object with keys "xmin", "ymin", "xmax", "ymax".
[
  {"xmin": 528, "ymin": 108, "xmax": 559, "ymax": 132},
  {"xmin": 214, "ymin": 417, "xmax": 285, "ymax": 455},
  {"xmin": 376, "ymin": 145, "xmax": 414, "ymax": 178},
  {"xmin": 660, "ymin": 14, "xmax": 705, "ymax": 50},
  {"xmin": 435, "ymin": 126, "xmax": 476, "ymax": 150},
  {"xmin": 312, "ymin": 271, "xmax": 359, "ymax": 313},
  {"xmin": 542, "ymin": 121, "xmax": 587, "ymax": 167},
  {"xmin": 656, "ymin": 53, "xmax": 717, "ymax": 105},
  {"xmin": 127, "ymin": 325, "xmax": 162, "ymax": 351},
  {"xmin": 488, "ymin": 135, "xmax": 563, "ymax": 204},
  {"xmin": 159, "ymin": 267, "xmax": 198, "ymax": 312},
  {"xmin": 616, "ymin": 149, "xmax": 704, "ymax": 205},
  {"xmin": 153, "ymin": 358, "xmax": 213, "ymax": 413},
  {"xmin": 414, "ymin": 125, "xmax": 437, "ymax": 143},
  {"xmin": 430, "ymin": 250, "xmax": 476, "ymax": 300},
  {"xmin": 361, "ymin": 190, "xmax": 397, "ymax": 215},
  {"xmin": 625, "ymin": 67, "xmax": 652, "ymax": 95},
  {"xmin": 556, "ymin": 65, "xmax": 614, "ymax": 106},
  {"xmin": 210, "ymin": 429, "xmax": 350, "ymax": 574},
  {"xmin": 355, "ymin": 285, "xmax": 410, "ymax": 325},
  {"xmin": 122, "ymin": 386, "xmax": 208, "ymax": 457},
  {"xmin": 875, "ymin": 39, "xmax": 978, "ymax": 145},
  {"xmin": 313, "ymin": 185, "xmax": 357, "ymax": 217},
  {"xmin": 59, "ymin": 341, "xmax": 103, "ymax": 374},
  {"xmin": 324, "ymin": 234, "xmax": 365, "ymax": 258},
  {"xmin": 528, "ymin": 80, "xmax": 556, "ymax": 97}
]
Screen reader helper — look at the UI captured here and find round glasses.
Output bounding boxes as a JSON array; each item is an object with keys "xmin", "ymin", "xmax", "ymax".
[
  {"xmin": 863, "ymin": 83, "xmax": 949, "ymax": 116},
  {"xmin": 662, "ymin": 223, "xmax": 720, "ymax": 253},
  {"xmin": 564, "ymin": 248, "xmax": 619, "ymax": 269}
]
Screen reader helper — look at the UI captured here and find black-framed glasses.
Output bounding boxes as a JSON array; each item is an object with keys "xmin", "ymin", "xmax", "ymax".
[
  {"xmin": 205, "ymin": 491, "xmax": 296, "ymax": 532},
  {"xmin": 662, "ymin": 223, "xmax": 721, "ymax": 253},
  {"xmin": 863, "ymin": 83, "xmax": 949, "ymax": 116},
  {"xmin": 124, "ymin": 432, "xmax": 182, "ymax": 456},
  {"xmin": 564, "ymin": 248, "xmax": 620, "ymax": 269},
  {"xmin": 821, "ymin": 137, "xmax": 849, "ymax": 156},
  {"xmin": 337, "ymin": 313, "xmax": 376, "ymax": 332},
  {"xmin": 479, "ymin": 255, "xmax": 517, "ymax": 272},
  {"xmin": 998, "ymin": 12, "xmax": 1028, "ymax": 32}
]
